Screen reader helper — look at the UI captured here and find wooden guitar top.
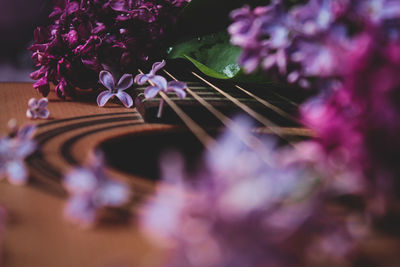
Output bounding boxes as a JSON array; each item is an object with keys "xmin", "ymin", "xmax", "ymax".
[
  {"xmin": 1, "ymin": 82, "xmax": 399, "ymax": 266},
  {"xmin": 0, "ymin": 83, "xmax": 165, "ymax": 266}
]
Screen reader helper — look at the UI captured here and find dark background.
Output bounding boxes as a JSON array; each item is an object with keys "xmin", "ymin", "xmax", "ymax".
[{"xmin": 0, "ymin": 0, "xmax": 52, "ymax": 81}]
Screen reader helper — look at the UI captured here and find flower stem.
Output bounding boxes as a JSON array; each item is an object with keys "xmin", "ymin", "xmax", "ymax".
[{"xmin": 157, "ymin": 99, "xmax": 165, "ymax": 118}]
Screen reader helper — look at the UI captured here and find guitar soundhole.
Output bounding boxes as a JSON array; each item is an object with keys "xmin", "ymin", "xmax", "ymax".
[{"xmin": 98, "ymin": 129, "xmax": 208, "ymax": 181}]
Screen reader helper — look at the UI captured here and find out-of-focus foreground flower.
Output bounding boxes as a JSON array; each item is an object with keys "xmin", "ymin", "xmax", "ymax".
[
  {"xmin": 140, "ymin": 118, "xmax": 370, "ymax": 266},
  {"xmin": 63, "ymin": 151, "xmax": 130, "ymax": 228},
  {"xmin": 229, "ymin": 0, "xmax": 400, "ymax": 89},
  {"xmin": 230, "ymin": 0, "xmax": 400, "ymax": 213},
  {"xmin": 0, "ymin": 121, "xmax": 37, "ymax": 185},
  {"xmin": 302, "ymin": 40, "xmax": 400, "ymax": 212},
  {"xmin": 29, "ymin": 0, "xmax": 189, "ymax": 98}
]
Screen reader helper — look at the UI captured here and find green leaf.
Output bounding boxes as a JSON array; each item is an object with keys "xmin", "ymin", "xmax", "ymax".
[
  {"xmin": 169, "ymin": 33, "xmax": 240, "ymax": 79},
  {"xmin": 168, "ymin": 32, "xmax": 241, "ymax": 79},
  {"xmin": 168, "ymin": 32, "xmax": 270, "ymax": 84}
]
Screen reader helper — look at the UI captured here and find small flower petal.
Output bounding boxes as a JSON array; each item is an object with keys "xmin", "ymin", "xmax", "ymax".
[
  {"xmin": 144, "ymin": 86, "xmax": 162, "ymax": 99},
  {"xmin": 116, "ymin": 74, "xmax": 134, "ymax": 91},
  {"xmin": 167, "ymin": 81, "xmax": 187, "ymax": 98},
  {"xmin": 94, "ymin": 181, "xmax": 130, "ymax": 206},
  {"xmin": 64, "ymin": 195, "xmax": 96, "ymax": 227},
  {"xmin": 26, "ymin": 109, "xmax": 36, "ymax": 119},
  {"xmin": 37, "ymin": 98, "xmax": 49, "ymax": 109},
  {"xmin": 99, "ymin": 70, "xmax": 115, "ymax": 90},
  {"xmin": 28, "ymin": 98, "xmax": 38, "ymax": 109},
  {"xmin": 64, "ymin": 168, "xmax": 98, "ymax": 194},
  {"xmin": 6, "ymin": 161, "xmax": 28, "ymax": 186},
  {"xmin": 134, "ymin": 73, "xmax": 149, "ymax": 85},
  {"xmin": 97, "ymin": 91, "xmax": 114, "ymax": 107},
  {"xmin": 151, "ymin": 60, "xmax": 166, "ymax": 75},
  {"xmin": 37, "ymin": 109, "xmax": 50, "ymax": 119},
  {"xmin": 115, "ymin": 91, "xmax": 133, "ymax": 108},
  {"xmin": 17, "ymin": 125, "xmax": 36, "ymax": 140},
  {"xmin": 151, "ymin": 75, "xmax": 168, "ymax": 89}
]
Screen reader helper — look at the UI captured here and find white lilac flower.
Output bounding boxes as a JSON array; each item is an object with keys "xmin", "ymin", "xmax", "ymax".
[
  {"xmin": 97, "ymin": 70, "xmax": 134, "ymax": 108},
  {"xmin": 26, "ymin": 97, "xmax": 50, "ymax": 119},
  {"xmin": 63, "ymin": 152, "xmax": 130, "ymax": 227},
  {"xmin": 0, "ymin": 122, "xmax": 37, "ymax": 185}
]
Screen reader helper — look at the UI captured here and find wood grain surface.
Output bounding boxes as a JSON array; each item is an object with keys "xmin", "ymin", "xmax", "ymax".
[{"xmin": 0, "ymin": 83, "xmax": 167, "ymax": 267}]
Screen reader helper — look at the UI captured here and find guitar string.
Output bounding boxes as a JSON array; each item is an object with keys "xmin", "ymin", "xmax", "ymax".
[
  {"xmin": 163, "ymin": 69, "xmax": 277, "ymax": 165},
  {"xmin": 191, "ymin": 71, "xmax": 301, "ymax": 145},
  {"xmin": 234, "ymin": 85, "xmax": 299, "ymax": 123},
  {"xmin": 138, "ymin": 69, "xmax": 215, "ymax": 147},
  {"xmin": 163, "ymin": 69, "xmax": 313, "ymax": 138}
]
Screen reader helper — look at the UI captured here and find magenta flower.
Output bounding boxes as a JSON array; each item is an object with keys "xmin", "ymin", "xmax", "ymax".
[
  {"xmin": 0, "ymin": 122, "xmax": 37, "ymax": 186},
  {"xmin": 26, "ymin": 98, "xmax": 50, "ymax": 119},
  {"xmin": 97, "ymin": 70, "xmax": 134, "ymax": 108},
  {"xmin": 29, "ymin": 0, "xmax": 189, "ymax": 99},
  {"xmin": 63, "ymin": 152, "xmax": 130, "ymax": 227},
  {"xmin": 301, "ymin": 40, "xmax": 400, "ymax": 208}
]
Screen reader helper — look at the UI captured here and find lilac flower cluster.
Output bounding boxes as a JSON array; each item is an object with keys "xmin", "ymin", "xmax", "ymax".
[
  {"xmin": 0, "ymin": 121, "xmax": 37, "ymax": 185},
  {"xmin": 29, "ymin": 0, "xmax": 189, "ymax": 98},
  {"xmin": 229, "ymin": 0, "xmax": 400, "ymax": 88},
  {"xmin": 302, "ymin": 40, "xmax": 400, "ymax": 209},
  {"xmin": 63, "ymin": 151, "xmax": 130, "ymax": 227},
  {"xmin": 140, "ymin": 118, "xmax": 369, "ymax": 266}
]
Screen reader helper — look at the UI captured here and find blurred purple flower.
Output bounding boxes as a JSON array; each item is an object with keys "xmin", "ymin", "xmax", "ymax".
[
  {"xmin": 0, "ymin": 122, "xmax": 37, "ymax": 185},
  {"xmin": 63, "ymin": 152, "xmax": 130, "ymax": 227},
  {"xmin": 229, "ymin": 0, "xmax": 400, "ymax": 88},
  {"xmin": 140, "ymin": 117, "xmax": 367, "ymax": 266},
  {"xmin": 354, "ymin": 0, "xmax": 400, "ymax": 25},
  {"xmin": 229, "ymin": 2, "xmax": 293, "ymax": 73},
  {"xmin": 26, "ymin": 98, "xmax": 50, "ymax": 119},
  {"xmin": 97, "ymin": 70, "xmax": 134, "ymax": 108},
  {"xmin": 301, "ymin": 40, "xmax": 400, "ymax": 211}
]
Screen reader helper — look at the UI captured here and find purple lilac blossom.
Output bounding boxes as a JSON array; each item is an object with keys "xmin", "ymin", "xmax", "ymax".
[
  {"xmin": 301, "ymin": 40, "xmax": 400, "ymax": 211},
  {"xmin": 63, "ymin": 151, "xmax": 130, "ymax": 227},
  {"xmin": 134, "ymin": 60, "xmax": 186, "ymax": 117},
  {"xmin": 134, "ymin": 60, "xmax": 166, "ymax": 86},
  {"xmin": 26, "ymin": 97, "xmax": 50, "ymax": 119},
  {"xmin": 229, "ymin": 0, "xmax": 400, "ymax": 88},
  {"xmin": 29, "ymin": 0, "xmax": 189, "ymax": 99},
  {"xmin": 0, "ymin": 122, "xmax": 37, "ymax": 185},
  {"xmin": 97, "ymin": 70, "xmax": 134, "ymax": 108},
  {"xmin": 140, "ymin": 117, "xmax": 368, "ymax": 266}
]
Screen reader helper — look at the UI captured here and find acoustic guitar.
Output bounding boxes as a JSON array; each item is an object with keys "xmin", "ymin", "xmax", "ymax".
[
  {"xmin": 0, "ymin": 62, "xmax": 398, "ymax": 266},
  {"xmin": 26, "ymin": 60, "xmax": 312, "ymax": 202}
]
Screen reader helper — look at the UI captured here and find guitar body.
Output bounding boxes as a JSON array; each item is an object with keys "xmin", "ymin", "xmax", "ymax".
[{"xmin": 1, "ymin": 73, "xmax": 399, "ymax": 266}]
